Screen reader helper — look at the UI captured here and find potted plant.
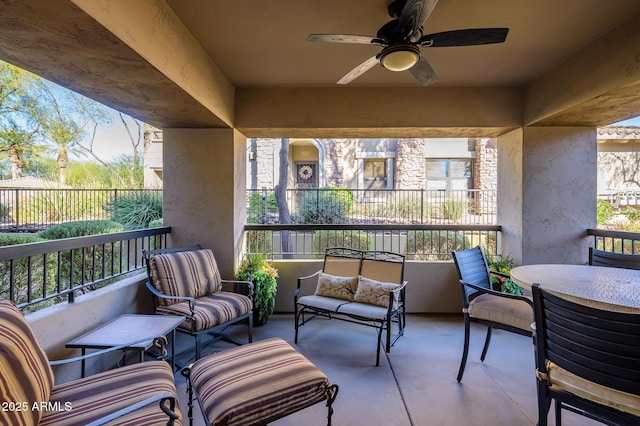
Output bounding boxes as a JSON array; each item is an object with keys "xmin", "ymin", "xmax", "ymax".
[
  {"xmin": 488, "ymin": 255, "xmax": 523, "ymax": 295},
  {"xmin": 236, "ymin": 254, "xmax": 278, "ymax": 326}
]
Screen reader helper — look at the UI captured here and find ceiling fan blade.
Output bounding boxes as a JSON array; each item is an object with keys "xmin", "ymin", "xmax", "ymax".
[
  {"xmin": 307, "ymin": 34, "xmax": 376, "ymax": 44},
  {"xmin": 337, "ymin": 55, "xmax": 379, "ymax": 84},
  {"xmin": 398, "ymin": 0, "xmax": 438, "ymax": 39},
  {"xmin": 409, "ymin": 56, "xmax": 438, "ymax": 86},
  {"xmin": 419, "ymin": 28, "xmax": 509, "ymax": 47}
]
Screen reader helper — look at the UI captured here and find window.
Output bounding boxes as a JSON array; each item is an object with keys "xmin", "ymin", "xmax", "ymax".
[
  {"xmin": 426, "ymin": 159, "xmax": 472, "ymax": 190},
  {"xmin": 363, "ymin": 159, "xmax": 388, "ymax": 189}
]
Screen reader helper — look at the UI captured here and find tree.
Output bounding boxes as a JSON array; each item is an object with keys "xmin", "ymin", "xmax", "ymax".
[{"xmin": 274, "ymin": 138, "xmax": 292, "ymax": 256}]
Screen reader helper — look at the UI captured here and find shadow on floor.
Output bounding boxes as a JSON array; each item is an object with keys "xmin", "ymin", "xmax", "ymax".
[{"xmin": 171, "ymin": 314, "xmax": 600, "ymax": 426}]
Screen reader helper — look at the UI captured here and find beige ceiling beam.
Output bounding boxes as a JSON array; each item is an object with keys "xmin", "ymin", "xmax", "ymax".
[
  {"xmin": 235, "ymin": 87, "xmax": 523, "ymax": 138},
  {"xmin": 71, "ymin": 0, "xmax": 234, "ymax": 128},
  {"xmin": 524, "ymin": 12, "xmax": 640, "ymax": 127}
]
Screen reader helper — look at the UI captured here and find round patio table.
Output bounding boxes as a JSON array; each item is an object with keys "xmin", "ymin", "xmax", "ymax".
[{"xmin": 510, "ymin": 264, "xmax": 640, "ymax": 313}]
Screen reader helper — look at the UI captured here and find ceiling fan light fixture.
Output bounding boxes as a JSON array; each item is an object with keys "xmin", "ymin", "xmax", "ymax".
[{"xmin": 379, "ymin": 44, "xmax": 420, "ymax": 71}]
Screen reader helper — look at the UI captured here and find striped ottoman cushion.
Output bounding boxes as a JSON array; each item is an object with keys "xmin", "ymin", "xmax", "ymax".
[
  {"xmin": 157, "ymin": 291, "xmax": 252, "ymax": 332},
  {"xmin": 190, "ymin": 338, "xmax": 332, "ymax": 426},
  {"xmin": 40, "ymin": 361, "xmax": 182, "ymax": 426}
]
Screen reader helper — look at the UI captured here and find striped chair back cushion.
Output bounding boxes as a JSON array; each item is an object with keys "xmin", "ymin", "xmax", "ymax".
[
  {"xmin": 149, "ymin": 249, "xmax": 222, "ymax": 306},
  {"xmin": 0, "ymin": 300, "xmax": 54, "ymax": 426}
]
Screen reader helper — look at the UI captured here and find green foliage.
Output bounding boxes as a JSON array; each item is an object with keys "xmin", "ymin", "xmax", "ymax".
[
  {"xmin": 296, "ymin": 187, "xmax": 353, "ymax": 224},
  {"xmin": 312, "ymin": 230, "xmax": 370, "ymax": 256},
  {"xmin": 18, "ymin": 189, "xmax": 104, "ymax": 224},
  {"xmin": 247, "ymin": 192, "xmax": 278, "ymax": 223},
  {"xmin": 245, "ymin": 230, "xmax": 273, "ymax": 255},
  {"xmin": 621, "ymin": 206, "xmax": 640, "ymax": 221},
  {"xmin": 236, "ymin": 254, "xmax": 278, "ymax": 325},
  {"xmin": 597, "ymin": 200, "xmax": 615, "ymax": 225},
  {"xmin": 39, "ymin": 220, "xmax": 123, "ymax": 239},
  {"xmin": 0, "ymin": 233, "xmax": 47, "ymax": 246},
  {"xmin": 105, "ymin": 191, "xmax": 162, "ymax": 229},
  {"xmin": 441, "ymin": 200, "xmax": 466, "ymax": 220},
  {"xmin": 487, "ymin": 256, "xmax": 523, "ymax": 295},
  {"xmin": 148, "ymin": 218, "xmax": 163, "ymax": 227},
  {"xmin": 406, "ymin": 230, "xmax": 469, "ymax": 260}
]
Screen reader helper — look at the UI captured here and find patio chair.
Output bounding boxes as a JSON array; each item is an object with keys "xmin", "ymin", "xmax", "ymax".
[
  {"xmin": 451, "ymin": 246, "xmax": 534, "ymax": 382},
  {"xmin": 143, "ymin": 245, "xmax": 253, "ymax": 361},
  {"xmin": 531, "ymin": 283, "xmax": 640, "ymax": 426},
  {"xmin": 0, "ymin": 300, "xmax": 181, "ymax": 426},
  {"xmin": 588, "ymin": 247, "xmax": 640, "ymax": 269}
]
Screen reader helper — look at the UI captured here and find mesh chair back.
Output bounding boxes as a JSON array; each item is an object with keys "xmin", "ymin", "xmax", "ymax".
[
  {"xmin": 589, "ymin": 248, "xmax": 640, "ymax": 270},
  {"xmin": 323, "ymin": 247, "xmax": 362, "ymax": 277},
  {"xmin": 532, "ymin": 284, "xmax": 640, "ymax": 396},
  {"xmin": 361, "ymin": 251, "xmax": 405, "ymax": 284},
  {"xmin": 452, "ymin": 246, "xmax": 491, "ymax": 298}
]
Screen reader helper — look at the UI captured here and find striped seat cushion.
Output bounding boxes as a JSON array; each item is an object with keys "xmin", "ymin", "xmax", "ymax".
[
  {"xmin": 40, "ymin": 361, "xmax": 182, "ymax": 426},
  {"xmin": 190, "ymin": 338, "xmax": 332, "ymax": 426},
  {"xmin": 0, "ymin": 300, "xmax": 54, "ymax": 426},
  {"xmin": 157, "ymin": 291, "xmax": 252, "ymax": 332},
  {"xmin": 149, "ymin": 249, "xmax": 222, "ymax": 306}
]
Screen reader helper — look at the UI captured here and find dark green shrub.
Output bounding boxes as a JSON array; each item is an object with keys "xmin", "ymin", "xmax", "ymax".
[
  {"xmin": 148, "ymin": 218, "xmax": 163, "ymax": 227},
  {"xmin": 296, "ymin": 187, "xmax": 353, "ymax": 224},
  {"xmin": 39, "ymin": 220, "xmax": 124, "ymax": 239},
  {"xmin": 312, "ymin": 230, "xmax": 370, "ymax": 256},
  {"xmin": 406, "ymin": 230, "xmax": 469, "ymax": 260},
  {"xmin": 236, "ymin": 254, "xmax": 278, "ymax": 326},
  {"xmin": 39, "ymin": 220, "xmax": 125, "ymax": 291},
  {"xmin": 247, "ymin": 192, "xmax": 278, "ymax": 223},
  {"xmin": 105, "ymin": 191, "xmax": 162, "ymax": 229},
  {"xmin": 0, "ymin": 233, "xmax": 57, "ymax": 311}
]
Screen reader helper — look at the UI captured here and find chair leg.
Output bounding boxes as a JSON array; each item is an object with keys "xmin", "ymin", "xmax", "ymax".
[
  {"xmin": 326, "ymin": 384, "xmax": 339, "ymax": 426},
  {"xmin": 248, "ymin": 314, "xmax": 253, "ymax": 343},
  {"xmin": 536, "ymin": 378, "xmax": 550, "ymax": 426},
  {"xmin": 480, "ymin": 326, "xmax": 492, "ymax": 362},
  {"xmin": 554, "ymin": 399, "xmax": 562, "ymax": 426},
  {"xmin": 195, "ymin": 335, "xmax": 201, "ymax": 360},
  {"xmin": 457, "ymin": 314, "xmax": 471, "ymax": 382}
]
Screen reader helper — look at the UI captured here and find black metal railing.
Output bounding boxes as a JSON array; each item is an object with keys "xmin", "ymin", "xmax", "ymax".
[
  {"xmin": 245, "ymin": 224, "xmax": 501, "ymax": 260},
  {"xmin": 0, "ymin": 188, "xmax": 163, "ymax": 231},
  {"xmin": 0, "ymin": 226, "xmax": 171, "ymax": 312},
  {"xmin": 247, "ymin": 188, "xmax": 497, "ymax": 225},
  {"xmin": 588, "ymin": 228, "xmax": 640, "ymax": 254}
]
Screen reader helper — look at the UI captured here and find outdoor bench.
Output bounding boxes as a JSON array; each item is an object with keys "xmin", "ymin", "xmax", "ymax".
[{"xmin": 294, "ymin": 247, "xmax": 407, "ymax": 366}]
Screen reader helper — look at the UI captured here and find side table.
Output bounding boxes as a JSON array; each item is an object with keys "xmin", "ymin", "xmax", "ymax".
[{"xmin": 66, "ymin": 313, "xmax": 185, "ymax": 377}]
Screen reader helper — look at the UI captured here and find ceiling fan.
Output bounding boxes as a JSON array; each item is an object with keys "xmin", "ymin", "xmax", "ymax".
[{"xmin": 307, "ymin": 0, "xmax": 509, "ymax": 85}]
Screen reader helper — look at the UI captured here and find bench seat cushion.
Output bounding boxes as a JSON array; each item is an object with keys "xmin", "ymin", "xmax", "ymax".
[
  {"xmin": 40, "ymin": 361, "xmax": 182, "ymax": 426},
  {"xmin": 297, "ymin": 294, "xmax": 352, "ymax": 312},
  {"xmin": 157, "ymin": 291, "xmax": 252, "ymax": 332},
  {"xmin": 336, "ymin": 301, "xmax": 389, "ymax": 320},
  {"xmin": 190, "ymin": 337, "xmax": 331, "ymax": 426}
]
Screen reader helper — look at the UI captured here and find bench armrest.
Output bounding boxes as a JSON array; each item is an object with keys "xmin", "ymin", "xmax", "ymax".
[{"xmin": 295, "ymin": 270, "xmax": 322, "ymax": 301}]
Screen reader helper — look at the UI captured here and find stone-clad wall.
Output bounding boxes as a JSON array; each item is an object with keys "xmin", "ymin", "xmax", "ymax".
[{"xmin": 395, "ymin": 138, "xmax": 426, "ymax": 189}]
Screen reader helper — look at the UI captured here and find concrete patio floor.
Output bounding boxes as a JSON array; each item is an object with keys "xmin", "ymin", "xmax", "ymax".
[{"xmin": 173, "ymin": 314, "xmax": 599, "ymax": 426}]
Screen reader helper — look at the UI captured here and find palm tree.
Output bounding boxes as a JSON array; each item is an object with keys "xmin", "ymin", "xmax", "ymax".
[{"xmin": 43, "ymin": 118, "xmax": 85, "ymax": 186}]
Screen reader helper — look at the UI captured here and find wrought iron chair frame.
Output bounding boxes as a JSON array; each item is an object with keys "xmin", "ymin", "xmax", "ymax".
[
  {"xmin": 588, "ymin": 247, "xmax": 640, "ymax": 270},
  {"xmin": 452, "ymin": 245, "xmax": 534, "ymax": 382},
  {"xmin": 143, "ymin": 245, "xmax": 254, "ymax": 362},
  {"xmin": 532, "ymin": 283, "xmax": 640, "ymax": 426}
]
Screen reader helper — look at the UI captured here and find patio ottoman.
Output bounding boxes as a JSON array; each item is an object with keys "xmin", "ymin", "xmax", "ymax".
[{"xmin": 182, "ymin": 337, "xmax": 339, "ymax": 426}]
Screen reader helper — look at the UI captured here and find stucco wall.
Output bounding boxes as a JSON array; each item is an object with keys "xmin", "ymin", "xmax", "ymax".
[{"xmin": 272, "ymin": 260, "xmax": 461, "ymax": 314}]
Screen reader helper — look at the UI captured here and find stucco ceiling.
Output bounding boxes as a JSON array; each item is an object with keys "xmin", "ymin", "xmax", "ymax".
[
  {"xmin": 166, "ymin": 0, "xmax": 640, "ymax": 88},
  {"xmin": 1, "ymin": 0, "xmax": 640, "ymax": 134}
]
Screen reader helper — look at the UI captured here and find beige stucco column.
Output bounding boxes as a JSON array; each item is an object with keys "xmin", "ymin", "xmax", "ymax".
[
  {"xmin": 162, "ymin": 128, "xmax": 247, "ymax": 278},
  {"xmin": 498, "ymin": 127, "xmax": 597, "ymax": 265}
]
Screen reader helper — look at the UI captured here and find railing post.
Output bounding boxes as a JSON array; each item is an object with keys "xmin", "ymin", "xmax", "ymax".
[
  {"xmin": 420, "ymin": 189, "xmax": 424, "ymax": 224},
  {"xmin": 14, "ymin": 188, "xmax": 19, "ymax": 230}
]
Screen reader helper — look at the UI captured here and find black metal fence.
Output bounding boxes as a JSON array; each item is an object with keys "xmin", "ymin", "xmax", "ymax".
[
  {"xmin": 0, "ymin": 226, "xmax": 171, "ymax": 312},
  {"xmin": 588, "ymin": 228, "xmax": 640, "ymax": 254},
  {"xmin": 245, "ymin": 224, "xmax": 501, "ymax": 260},
  {"xmin": 247, "ymin": 188, "xmax": 497, "ymax": 225},
  {"xmin": 0, "ymin": 188, "xmax": 163, "ymax": 231}
]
